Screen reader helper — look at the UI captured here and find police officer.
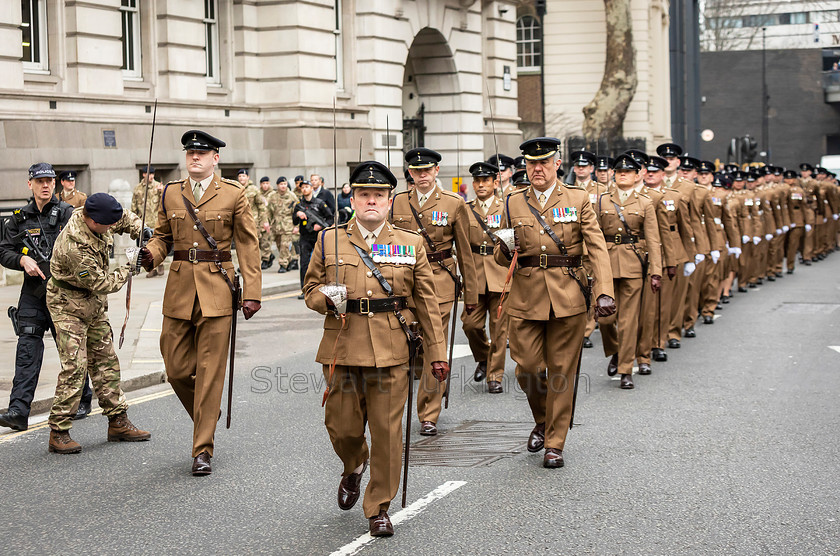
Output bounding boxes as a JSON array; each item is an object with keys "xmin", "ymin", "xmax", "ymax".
[
  {"xmin": 495, "ymin": 137, "xmax": 615, "ymax": 468},
  {"xmin": 0, "ymin": 163, "xmax": 92, "ymax": 431},
  {"xmin": 57, "ymin": 171, "xmax": 87, "ymax": 208},
  {"xmin": 139, "ymin": 130, "xmax": 262, "ymax": 475},
  {"xmin": 47, "ymin": 193, "xmax": 150, "ymax": 453},
  {"xmin": 304, "ymin": 161, "xmax": 448, "ymax": 537},
  {"xmin": 293, "ymin": 180, "xmax": 334, "ymax": 298}
]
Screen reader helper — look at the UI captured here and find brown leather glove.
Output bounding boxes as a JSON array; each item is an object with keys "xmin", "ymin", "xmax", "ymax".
[
  {"xmin": 242, "ymin": 300, "xmax": 261, "ymax": 320},
  {"xmin": 650, "ymin": 274, "xmax": 662, "ymax": 294},
  {"xmin": 138, "ymin": 247, "xmax": 154, "ymax": 271},
  {"xmin": 431, "ymin": 361, "xmax": 450, "ymax": 382},
  {"xmin": 666, "ymin": 266, "xmax": 676, "ymax": 280},
  {"xmin": 464, "ymin": 304, "xmax": 477, "ymax": 315},
  {"xmin": 594, "ymin": 294, "xmax": 616, "ymax": 319}
]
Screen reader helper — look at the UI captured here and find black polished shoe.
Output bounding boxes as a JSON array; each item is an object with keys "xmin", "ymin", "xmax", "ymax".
[
  {"xmin": 582, "ymin": 336, "xmax": 593, "ymax": 348},
  {"xmin": 606, "ymin": 354, "xmax": 618, "ymax": 376},
  {"xmin": 722, "ymin": 295, "xmax": 730, "ymax": 304},
  {"xmin": 0, "ymin": 408, "xmax": 28, "ymax": 431},
  {"xmin": 277, "ymin": 266, "xmax": 287, "ymax": 273},
  {"xmin": 748, "ymin": 283, "xmax": 757, "ymax": 289},
  {"xmin": 738, "ymin": 286, "xmax": 748, "ymax": 292},
  {"xmin": 287, "ymin": 259, "xmax": 299, "ymax": 271},
  {"xmin": 527, "ymin": 423, "xmax": 545, "ymax": 452},
  {"xmin": 369, "ymin": 510, "xmax": 394, "ymax": 537},
  {"xmin": 337, "ymin": 461, "xmax": 367, "ymax": 510},
  {"xmin": 543, "ymin": 448, "xmax": 564, "ymax": 468},
  {"xmin": 297, "ymin": 293, "xmax": 305, "ymax": 300},
  {"xmin": 652, "ymin": 348, "xmax": 667, "ymax": 362},
  {"xmin": 668, "ymin": 339, "xmax": 681, "ymax": 349},
  {"xmin": 786, "ymin": 268, "xmax": 794, "ymax": 274},
  {"xmin": 702, "ymin": 315, "xmax": 714, "ymax": 325},
  {"xmin": 473, "ymin": 361, "xmax": 487, "ymax": 383},
  {"xmin": 268, "ymin": 253, "xmax": 275, "ymax": 267},
  {"xmin": 775, "ymin": 272, "xmax": 783, "ymax": 278},
  {"xmin": 419, "ymin": 421, "xmax": 437, "ymax": 436},
  {"xmin": 716, "ymin": 301, "xmax": 723, "ymax": 310},
  {"xmin": 767, "ymin": 275, "xmax": 775, "ymax": 282},
  {"xmin": 192, "ymin": 451, "xmax": 212, "ymax": 476},
  {"xmin": 260, "ymin": 260, "xmax": 270, "ymax": 270},
  {"xmin": 72, "ymin": 401, "xmax": 92, "ymax": 421},
  {"xmin": 804, "ymin": 259, "xmax": 812, "ymax": 266},
  {"xmin": 487, "ymin": 380, "xmax": 503, "ymax": 394},
  {"xmin": 638, "ymin": 363, "xmax": 652, "ymax": 375},
  {"xmin": 620, "ymin": 374, "xmax": 634, "ymax": 389},
  {"xmin": 684, "ymin": 327, "xmax": 696, "ymax": 338}
]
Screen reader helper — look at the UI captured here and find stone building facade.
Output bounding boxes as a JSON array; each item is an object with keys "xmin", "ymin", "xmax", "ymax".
[{"xmin": 0, "ymin": 0, "xmax": 521, "ymax": 205}]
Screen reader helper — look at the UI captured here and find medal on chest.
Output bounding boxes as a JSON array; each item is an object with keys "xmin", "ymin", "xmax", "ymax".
[
  {"xmin": 486, "ymin": 214, "xmax": 501, "ymax": 228},
  {"xmin": 431, "ymin": 211, "xmax": 448, "ymax": 226},
  {"xmin": 663, "ymin": 199, "xmax": 676, "ymax": 211},
  {"xmin": 553, "ymin": 207, "xmax": 578, "ymax": 223},
  {"xmin": 589, "ymin": 193, "xmax": 598, "ymax": 205},
  {"xmin": 712, "ymin": 197, "xmax": 721, "ymax": 206},
  {"xmin": 371, "ymin": 244, "xmax": 416, "ymax": 265},
  {"xmin": 745, "ymin": 198, "xmax": 754, "ymax": 206},
  {"xmin": 791, "ymin": 193, "xmax": 803, "ymax": 201}
]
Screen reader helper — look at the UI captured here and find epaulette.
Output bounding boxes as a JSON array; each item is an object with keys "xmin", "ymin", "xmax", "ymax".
[
  {"xmin": 221, "ymin": 177, "xmax": 242, "ymax": 188},
  {"xmin": 439, "ymin": 188, "xmax": 463, "ymax": 200},
  {"xmin": 563, "ymin": 183, "xmax": 585, "ymax": 191},
  {"xmin": 165, "ymin": 178, "xmax": 186, "ymax": 186},
  {"xmin": 392, "ymin": 226, "xmax": 421, "ymax": 237}
]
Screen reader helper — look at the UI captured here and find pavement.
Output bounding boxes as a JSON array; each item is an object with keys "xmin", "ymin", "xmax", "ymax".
[
  {"xmin": 1, "ymin": 252, "xmax": 839, "ymax": 554},
  {"xmin": 0, "ymin": 258, "xmax": 302, "ymax": 416}
]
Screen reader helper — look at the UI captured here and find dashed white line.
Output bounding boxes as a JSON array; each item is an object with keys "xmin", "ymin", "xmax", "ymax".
[{"xmin": 329, "ymin": 480, "xmax": 467, "ymax": 556}]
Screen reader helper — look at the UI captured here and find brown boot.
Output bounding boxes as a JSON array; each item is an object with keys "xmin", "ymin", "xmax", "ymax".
[
  {"xmin": 49, "ymin": 429, "xmax": 82, "ymax": 454},
  {"xmin": 107, "ymin": 413, "xmax": 151, "ymax": 442}
]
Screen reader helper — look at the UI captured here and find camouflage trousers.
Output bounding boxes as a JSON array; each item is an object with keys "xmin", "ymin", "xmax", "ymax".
[
  {"xmin": 274, "ymin": 232, "xmax": 299, "ymax": 266},
  {"xmin": 259, "ymin": 229, "xmax": 274, "ymax": 261},
  {"xmin": 46, "ymin": 285, "xmax": 127, "ymax": 431}
]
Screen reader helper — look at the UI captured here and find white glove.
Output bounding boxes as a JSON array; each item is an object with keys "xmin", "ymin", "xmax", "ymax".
[
  {"xmin": 729, "ymin": 246, "xmax": 742, "ymax": 259},
  {"xmin": 753, "ymin": 236, "xmax": 762, "ymax": 244},
  {"xmin": 834, "ymin": 214, "xmax": 839, "ymax": 220},
  {"xmin": 742, "ymin": 235, "xmax": 751, "ymax": 244},
  {"xmin": 683, "ymin": 262, "xmax": 696, "ymax": 276},
  {"xmin": 824, "ymin": 217, "xmax": 828, "ymax": 223},
  {"xmin": 790, "ymin": 223, "xmax": 796, "ymax": 228},
  {"xmin": 805, "ymin": 224, "xmax": 812, "ymax": 232},
  {"xmin": 710, "ymin": 250, "xmax": 720, "ymax": 264},
  {"xmin": 694, "ymin": 253, "xmax": 705, "ymax": 265},
  {"xmin": 782, "ymin": 225, "xmax": 789, "ymax": 232},
  {"xmin": 775, "ymin": 229, "xmax": 782, "ymax": 236},
  {"xmin": 765, "ymin": 234, "xmax": 773, "ymax": 241}
]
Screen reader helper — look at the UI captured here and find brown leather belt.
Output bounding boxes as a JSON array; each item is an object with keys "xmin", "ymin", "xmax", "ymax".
[
  {"xmin": 346, "ymin": 296, "xmax": 408, "ymax": 314},
  {"xmin": 606, "ymin": 233, "xmax": 643, "ymax": 245},
  {"xmin": 518, "ymin": 254, "xmax": 581, "ymax": 268},
  {"xmin": 173, "ymin": 249, "xmax": 232, "ymax": 263},
  {"xmin": 471, "ymin": 244, "xmax": 493, "ymax": 256},
  {"xmin": 426, "ymin": 248, "xmax": 452, "ymax": 262}
]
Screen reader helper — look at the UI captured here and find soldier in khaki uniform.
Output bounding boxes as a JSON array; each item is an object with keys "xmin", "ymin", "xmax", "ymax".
[
  {"xmin": 270, "ymin": 176, "xmax": 299, "ymax": 272},
  {"xmin": 595, "ymin": 154, "xmax": 662, "ymax": 389},
  {"xmin": 783, "ymin": 170, "xmax": 806, "ymax": 273},
  {"xmin": 257, "ymin": 176, "xmax": 276, "ymax": 269},
  {"xmin": 692, "ymin": 161, "xmax": 728, "ymax": 325},
  {"xmin": 47, "ymin": 193, "xmax": 150, "ymax": 453},
  {"xmin": 130, "ymin": 166, "xmax": 165, "ymax": 277},
  {"xmin": 581, "ymin": 155, "xmax": 614, "ymax": 348},
  {"xmin": 495, "ymin": 137, "xmax": 615, "ymax": 468},
  {"xmin": 57, "ymin": 171, "xmax": 87, "ymax": 208},
  {"xmin": 702, "ymin": 170, "xmax": 741, "ymax": 319},
  {"xmin": 486, "ymin": 154, "xmax": 514, "ymax": 197},
  {"xmin": 139, "ymin": 130, "xmax": 262, "ymax": 476},
  {"xmin": 305, "ymin": 161, "xmax": 447, "ymax": 537},
  {"xmin": 461, "ymin": 162, "xmax": 509, "ymax": 394},
  {"xmin": 389, "ymin": 148, "xmax": 477, "ymax": 437}
]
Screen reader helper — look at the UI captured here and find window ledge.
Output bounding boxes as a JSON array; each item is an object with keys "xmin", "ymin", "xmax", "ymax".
[
  {"xmin": 123, "ymin": 80, "xmax": 151, "ymax": 90},
  {"xmin": 23, "ymin": 72, "xmax": 59, "ymax": 84}
]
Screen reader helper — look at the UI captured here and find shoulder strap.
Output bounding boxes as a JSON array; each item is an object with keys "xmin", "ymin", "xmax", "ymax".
[
  {"xmin": 408, "ymin": 202, "xmax": 437, "ymax": 253},
  {"xmin": 352, "ymin": 243, "xmax": 394, "ymax": 297},
  {"xmin": 469, "ymin": 205, "xmax": 498, "ymax": 244},
  {"xmin": 181, "ymin": 194, "xmax": 238, "ymax": 296},
  {"xmin": 523, "ymin": 189, "xmax": 567, "ymax": 255}
]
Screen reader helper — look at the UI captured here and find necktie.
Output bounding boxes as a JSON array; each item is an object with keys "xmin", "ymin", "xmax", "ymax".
[
  {"xmin": 419, "ymin": 194, "xmax": 427, "ymax": 207},
  {"xmin": 365, "ymin": 233, "xmax": 375, "ymax": 248},
  {"xmin": 538, "ymin": 193, "xmax": 547, "ymax": 207},
  {"xmin": 193, "ymin": 181, "xmax": 202, "ymax": 203}
]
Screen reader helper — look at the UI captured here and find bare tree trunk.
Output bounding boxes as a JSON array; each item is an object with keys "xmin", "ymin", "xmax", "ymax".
[{"xmin": 582, "ymin": 0, "xmax": 638, "ymax": 142}]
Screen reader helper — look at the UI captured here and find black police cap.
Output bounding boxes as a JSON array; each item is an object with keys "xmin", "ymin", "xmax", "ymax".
[
  {"xmin": 613, "ymin": 153, "xmax": 641, "ymax": 171},
  {"xmin": 84, "ymin": 192, "xmax": 123, "ymax": 225},
  {"xmin": 469, "ymin": 161, "xmax": 498, "ymax": 178},
  {"xmin": 512, "ymin": 169, "xmax": 530, "ymax": 186},
  {"xmin": 519, "ymin": 137, "xmax": 561, "ymax": 161},
  {"xmin": 405, "ymin": 148, "xmax": 441, "ymax": 169},
  {"xmin": 349, "ymin": 161, "xmax": 397, "ymax": 189},
  {"xmin": 698, "ymin": 160, "xmax": 716, "ymax": 173},
  {"xmin": 181, "ymin": 129, "xmax": 226, "ymax": 152},
  {"xmin": 656, "ymin": 143, "xmax": 683, "ymax": 158},
  {"xmin": 646, "ymin": 156, "xmax": 668, "ymax": 172},
  {"xmin": 486, "ymin": 154, "xmax": 514, "ymax": 171},
  {"xmin": 29, "ymin": 162, "xmax": 56, "ymax": 180},
  {"xmin": 679, "ymin": 156, "xmax": 700, "ymax": 170},
  {"xmin": 570, "ymin": 150, "xmax": 596, "ymax": 167}
]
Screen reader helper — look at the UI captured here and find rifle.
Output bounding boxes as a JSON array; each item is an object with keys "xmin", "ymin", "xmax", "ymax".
[
  {"xmin": 300, "ymin": 205, "xmax": 331, "ymax": 232},
  {"xmin": 402, "ymin": 321, "xmax": 422, "ymax": 507}
]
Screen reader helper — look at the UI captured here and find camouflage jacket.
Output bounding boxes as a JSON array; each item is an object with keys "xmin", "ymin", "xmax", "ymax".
[
  {"xmin": 269, "ymin": 189, "xmax": 298, "ymax": 234},
  {"xmin": 244, "ymin": 183, "xmax": 267, "ymax": 225},
  {"xmin": 130, "ymin": 179, "xmax": 163, "ymax": 226},
  {"xmin": 50, "ymin": 208, "xmax": 142, "ymax": 297}
]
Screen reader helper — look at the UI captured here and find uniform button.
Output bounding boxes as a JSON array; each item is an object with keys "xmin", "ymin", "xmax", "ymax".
[
  {"xmin": 193, "ymin": 225, "xmax": 198, "ymax": 230},
  {"xmin": 193, "ymin": 242, "xmax": 199, "ymax": 247},
  {"xmin": 194, "ymin": 209, "xmax": 199, "ymax": 214},
  {"xmin": 618, "ymin": 227, "xmax": 623, "ymax": 232},
  {"xmin": 366, "ymin": 271, "xmax": 372, "ymax": 277},
  {"xmin": 541, "ymin": 245, "xmax": 546, "ymax": 252},
  {"xmin": 540, "ymin": 230, "xmax": 545, "ymax": 235},
  {"xmin": 217, "ymin": 215, "xmax": 221, "ymax": 219},
  {"xmin": 367, "ymin": 290, "xmax": 373, "ymax": 297},
  {"xmin": 338, "ymin": 259, "xmax": 343, "ymax": 263},
  {"xmin": 368, "ymin": 312, "xmax": 375, "ymax": 318}
]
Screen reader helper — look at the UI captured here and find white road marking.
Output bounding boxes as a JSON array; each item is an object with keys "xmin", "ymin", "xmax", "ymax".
[
  {"xmin": 329, "ymin": 480, "xmax": 467, "ymax": 556},
  {"xmin": 829, "ymin": 346, "xmax": 840, "ymax": 355},
  {"xmin": 450, "ymin": 344, "xmax": 472, "ymax": 360}
]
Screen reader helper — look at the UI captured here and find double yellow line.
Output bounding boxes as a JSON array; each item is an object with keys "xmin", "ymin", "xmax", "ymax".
[{"xmin": 0, "ymin": 389, "xmax": 174, "ymax": 445}]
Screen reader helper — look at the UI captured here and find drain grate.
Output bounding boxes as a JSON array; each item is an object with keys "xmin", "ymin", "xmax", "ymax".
[
  {"xmin": 776, "ymin": 302, "xmax": 840, "ymax": 315},
  {"xmin": 406, "ymin": 420, "xmax": 534, "ymax": 468}
]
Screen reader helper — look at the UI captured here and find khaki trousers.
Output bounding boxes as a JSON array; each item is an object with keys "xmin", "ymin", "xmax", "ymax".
[
  {"xmin": 803, "ymin": 227, "xmax": 815, "ymax": 261},
  {"xmin": 600, "ymin": 277, "xmax": 643, "ymax": 375},
  {"xmin": 461, "ymin": 290, "xmax": 508, "ymax": 382},
  {"xmin": 700, "ymin": 258, "xmax": 721, "ymax": 317},
  {"xmin": 161, "ymin": 295, "xmax": 231, "ymax": 457},
  {"xmin": 636, "ymin": 275, "xmax": 656, "ymax": 365},
  {"xmin": 683, "ymin": 259, "xmax": 706, "ymax": 329},
  {"xmin": 509, "ymin": 312, "xmax": 585, "ymax": 451},
  {"xmin": 785, "ymin": 227, "xmax": 803, "ymax": 271},
  {"xmin": 668, "ymin": 264, "xmax": 691, "ymax": 340},
  {"xmin": 417, "ymin": 300, "xmax": 452, "ymax": 424},
  {"xmin": 323, "ymin": 364, "xmax": 408, "ymax": 519}
]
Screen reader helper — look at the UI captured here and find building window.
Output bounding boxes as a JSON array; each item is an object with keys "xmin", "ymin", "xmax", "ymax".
[
  {"xmin": 21, "ymin": 0, "xmax": 48, "ymax": 72},
  {"xmin": 120, "ymin": 0, "xmax": 141, "ymax": 79},
  {"xmin": 516, "ymin": 16, "xmax": 541, "ymax": 72},
  {"xmin": 204, "ymin": 0, "xmax": 220, "ymax": 84},
  {"xmin": 334, "ymin": 0, "xmax": 344, "ymax": 90}
]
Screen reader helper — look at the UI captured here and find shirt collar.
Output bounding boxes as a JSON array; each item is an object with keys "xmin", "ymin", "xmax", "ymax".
[
  {"xmin": 356, "ymin": 220, "xmax": 387, "ymax": 242},
  {"xmin": 189, "ymin": 175, "xmax": 214, "ymax": 192},
  {"xmin": 532, "ymin": 183, "xmax": 556, "ymax": 200}
]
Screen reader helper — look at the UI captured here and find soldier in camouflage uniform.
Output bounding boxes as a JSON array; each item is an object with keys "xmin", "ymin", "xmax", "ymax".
[
  {"xmin": 257, "ymin": 176, "xmax": 275, "ymax": 269},
  {"xmin": 270, "ymin": 176, "xmax": 299, "ymax": 272},
  {"xmin": 46, "ymin": 193, "xmax": 151, "ymax": 454},
  {"xmin": 130, "ymin": 166, "xmax": 165, "ymax": 277}
]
